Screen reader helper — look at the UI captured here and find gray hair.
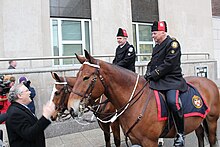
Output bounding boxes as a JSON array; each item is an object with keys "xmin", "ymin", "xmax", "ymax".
[{"xmin": 8, "ymin": 84, "xmax": 24, "ymax": 102}]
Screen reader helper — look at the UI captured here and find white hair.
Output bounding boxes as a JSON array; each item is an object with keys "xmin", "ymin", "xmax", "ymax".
[{"xmin": 8, "ymin": 84, "xmax": 23, "ymax": 102}]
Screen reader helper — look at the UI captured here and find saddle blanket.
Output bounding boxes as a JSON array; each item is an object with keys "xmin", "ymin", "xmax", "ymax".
[{"xmin": 154, "ymin": 83, "xmax": 210, "ymax": 121}]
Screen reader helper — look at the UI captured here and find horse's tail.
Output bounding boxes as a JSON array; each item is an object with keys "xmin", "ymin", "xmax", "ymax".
[{"xmin": 203, "ymin": 119, "xmax": 209, "ymax": 139}]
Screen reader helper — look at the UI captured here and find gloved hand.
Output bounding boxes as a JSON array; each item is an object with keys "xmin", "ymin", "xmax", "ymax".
[{"xmin": 144, "ymin": 72, "xmax": 152, "ymax": 81}]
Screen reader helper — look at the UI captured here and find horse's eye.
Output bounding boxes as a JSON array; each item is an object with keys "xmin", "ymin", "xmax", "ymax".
[{"xmin": 83, "ymin": 76, "xmax": 90, "ymax": 81}]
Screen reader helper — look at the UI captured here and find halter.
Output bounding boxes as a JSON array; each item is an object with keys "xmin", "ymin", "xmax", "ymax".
[{"xmin": 52, "ymin": 77, "xmax": 71, "ymax": 118}]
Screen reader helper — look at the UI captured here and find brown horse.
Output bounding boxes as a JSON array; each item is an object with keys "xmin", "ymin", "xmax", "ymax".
[
  {"xmin": 67, "ymin": 50, "xmax": 220, "ymax": 147},
  {"xmin": 50, "ymin": 72, "xmax": 121, "ymax": 147}
]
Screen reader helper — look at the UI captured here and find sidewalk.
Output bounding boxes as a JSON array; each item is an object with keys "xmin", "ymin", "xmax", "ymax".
[
  {"xmin": 46, "ymin": 128, "xmax": 128, "ymax": 147},
  {"xmin": 1, "ymin": 123, "xmax": 220, "ymax": 147}
]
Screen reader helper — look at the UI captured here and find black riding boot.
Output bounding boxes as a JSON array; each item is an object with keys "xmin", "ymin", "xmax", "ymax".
[{"xmin": 172, "ymin": 109, "xmax": 184, "ymax": 147}]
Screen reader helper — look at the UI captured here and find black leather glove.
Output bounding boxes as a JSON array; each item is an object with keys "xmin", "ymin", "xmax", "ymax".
[{"xmin": 144, "ymin": 72, "xmax": 152, "ymax": 81}]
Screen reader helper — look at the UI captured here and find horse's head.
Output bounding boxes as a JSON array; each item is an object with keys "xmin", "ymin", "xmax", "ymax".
[
  {"xmin": 68, "ymin": 50, "xmax": 106, "ymax": 118},
  {"xmin": 50, "ymin": 72, "xmax": 75, "ymax": 121}
]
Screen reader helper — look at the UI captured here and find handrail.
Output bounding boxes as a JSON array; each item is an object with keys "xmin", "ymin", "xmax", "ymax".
[
  {"xmin": 0, "ymin": 52, "xmax": 211, "ymax": 75},
  {"xmin": 0, "ymin": 52, "xmax": 210, "ymax": 61}
]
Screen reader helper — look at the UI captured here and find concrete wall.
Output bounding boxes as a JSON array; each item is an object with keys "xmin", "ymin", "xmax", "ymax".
[
  {"xmin": 0, "ymin": 1, "xmax": 3, "ymax": 58},
  {"xmin": 90, "ymin": 0, "xmax": 133, "ymax": 55},
  {"xmin": 158, "ymin": 0, "xmax": 214, "ymax": 58},
  {"xmin": 213, "ymin": 17, "xmax": 220, "ymax": 78},
  {"xmin": 0, "ymin": 0, "xmax": 51, "ymax": 68}
]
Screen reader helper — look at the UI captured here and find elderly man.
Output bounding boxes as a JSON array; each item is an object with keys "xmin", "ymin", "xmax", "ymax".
[
  {"xmin": 6, "ymin": 83, "xmax": 55, "ymax": 147},
  {"xmin": 144, "ymin": 21, "xmax": 187, "ymax": 146}
]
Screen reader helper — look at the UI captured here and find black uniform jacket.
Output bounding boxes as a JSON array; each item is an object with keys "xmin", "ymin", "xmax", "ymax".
[
  {"xmin": 113, "ymin": 42, "xmax": 136, "ymax": 72},
  {"xmin": 6, "ymin": 102, "xmax": 51, "ymax": 147},
  {"xmin": 147, "ymin": 35, "xmax": 187, "ymax": 92}
]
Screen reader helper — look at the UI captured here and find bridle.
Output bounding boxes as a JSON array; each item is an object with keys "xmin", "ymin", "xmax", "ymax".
[
  {"xmin": 71, "ymin": 62, "xmax": 107, "ymax": 112},
  {"xmin": 53, "ymin": 79, "xmax": 72, "ymax": 118},
  {"xmin": 70, "ymin": 62, "xmax": 145, "ymax": 124}
]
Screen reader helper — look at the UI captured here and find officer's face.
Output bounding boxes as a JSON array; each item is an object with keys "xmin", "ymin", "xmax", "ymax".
[
  {"xmin": 117, "ymin": 37, "xmax": 127, "ymax": 46},
  {"xmin": 152, "ymin": 31, "xmax": 165, "ymax": 44}
]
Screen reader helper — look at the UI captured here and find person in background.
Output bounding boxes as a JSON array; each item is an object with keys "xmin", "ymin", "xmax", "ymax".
[
  {"xmin": 6, "ymin": 83, "xmax": 55, "ymax": 147},
  {"xmin": 144, "ymin": 21, "xmax": 187, "ymax": 146},
  {"xmin": 8, "ymin": 60, "xmax": 17, "ymax": 69},
  {"xmin": 0, "ymin": 75, "xmax": 12, "ymax": 114},
  {"xmin": 18, "ymin": 76, "xmax": 36, "ymax": 114},
  {"xmin": 112, "ymin": 28, "xmax": 136, "ymax": 72}
]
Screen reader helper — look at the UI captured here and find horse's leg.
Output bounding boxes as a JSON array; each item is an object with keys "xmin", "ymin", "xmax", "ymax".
[
  {"xmin": 99, "ymin": 122, "xmax": 111, "ymax": 147},
  {"xmin": 110, "ymin": 119, "xmax": 121, "ymax": 147},
  {"xmin": 158, "ymin": 138, "xmax": 164, "ymax": 147},
  {"xmin": 205, "ymin": 116, "xmax": 219, "ymax": 147},
  {"xmin": 141, "ymin": 138, "xmax": 158, "ymax": 147},
  {"xmin": 195, "ymin": 125, "xmax": 204, "ymax": 147}
]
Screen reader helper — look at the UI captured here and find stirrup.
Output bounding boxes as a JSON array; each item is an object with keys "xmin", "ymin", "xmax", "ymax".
[{"xmin": 173, "ymin": 133, "xmax": 184, "ymax": 147}]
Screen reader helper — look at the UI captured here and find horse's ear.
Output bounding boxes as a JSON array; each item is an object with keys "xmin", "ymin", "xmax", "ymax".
[
  {"xmin": 51, "ymin": 72, "xmax": 61, "ymax": 82},
  {"xmin": 51, "ymin": 72, "xmax": 56, "ymax": 79},
  {"xmin": 84, "ymin": 50, "xmax": 96, "ymax": 64},
  {"xmin": 75, "ymin": 53, "xmax": 86, "ymax": 64}
]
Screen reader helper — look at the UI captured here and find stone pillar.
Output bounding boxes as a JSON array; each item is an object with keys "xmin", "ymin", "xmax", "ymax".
[{"xmin": 91, "ymin": 0, "xmax": 133, "ymax": 55}]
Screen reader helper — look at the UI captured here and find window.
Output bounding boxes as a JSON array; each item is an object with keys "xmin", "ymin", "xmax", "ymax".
[
  {"xmin": 132, "ymin": 23, "xmax": 154, "ymax": 61},
  {"xmin": 50, "ymin": 18, "xmax": 91, "ymax": 65}
]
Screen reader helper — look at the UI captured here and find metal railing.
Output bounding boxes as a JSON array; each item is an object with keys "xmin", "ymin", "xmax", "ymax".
[{"xmin": 0, "ymin": 52, "xmax": 210, "ymax": 75}]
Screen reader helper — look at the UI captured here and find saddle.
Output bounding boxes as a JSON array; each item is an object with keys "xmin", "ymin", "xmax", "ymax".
[{"xmin": 153, "ymin": 83, "xmax": 210, "ymax": 137}]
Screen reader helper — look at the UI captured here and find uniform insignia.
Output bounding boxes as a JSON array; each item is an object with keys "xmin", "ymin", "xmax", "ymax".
[
  {"xmin": 129, "ymin": 47, "xmax": 133, "ymax": 52},
  {"xmin": 128, "ymin": 53, "xmax": 131, "ymax": 56},
  {"xmin": 192, "ymin": 95, "xmax": 203, "ymax": 109},
  {"xmin": 171, "ymin": 50, "xmax": 175, "ymax": 54},
  {"xmin": 171, "ymin": 41, "xmax": 178, "ymax": 49}
]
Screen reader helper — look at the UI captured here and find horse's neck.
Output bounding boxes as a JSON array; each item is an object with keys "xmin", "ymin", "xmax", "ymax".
[{"xmin": 100, "ymin": 62, "xmax": 137, "ymax": 108}]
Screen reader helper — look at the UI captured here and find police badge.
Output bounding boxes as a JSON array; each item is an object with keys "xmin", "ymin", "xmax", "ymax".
[
  {"xmin": 171, "ymin": 41, "xmax": 178, "ymax": 49},
  {"xmin": 129, "ymin": 47, "xmax": 133, "ymax": 52},
  {"xmin": 192, "ymin": 95, "xmax": 203, "ymax": 109}
]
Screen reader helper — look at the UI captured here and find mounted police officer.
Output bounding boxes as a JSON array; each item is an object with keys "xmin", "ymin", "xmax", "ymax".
[
  {"xmin": 113, "ymin": 28, "xmax": 136, "ymax": 72},
  {"xmin": 144, "ymin": 21, "xmax": 187, "ymax": 147}
]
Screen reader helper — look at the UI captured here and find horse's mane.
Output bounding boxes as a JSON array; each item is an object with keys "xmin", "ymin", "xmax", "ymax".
[{"xmin": 98, "ymin": 59, "xmax": 136, "ymax": 77}]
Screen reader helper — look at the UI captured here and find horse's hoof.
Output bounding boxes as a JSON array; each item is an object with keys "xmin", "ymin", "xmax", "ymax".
[{"xmin": 158, "ymin": 142, "xmax": 163, "ymax": 147}]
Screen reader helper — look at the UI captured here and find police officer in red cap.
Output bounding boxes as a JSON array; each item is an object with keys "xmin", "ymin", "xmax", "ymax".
[
  {"xmin": 144, "ymin": 21, "xmax": 187, "ymax": 146},
  {"xmin": 113, "ymin": 28, "xmax": 136, "ymax": 72}
]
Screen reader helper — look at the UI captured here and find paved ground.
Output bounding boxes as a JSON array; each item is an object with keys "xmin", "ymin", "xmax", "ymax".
[
  {"xmin": 1, "ymin": 118, "xmax": 220, "ymax": 147},
  {"xmin": 45, "ymin": 127, "xmax": 220, "ymax": 147}
]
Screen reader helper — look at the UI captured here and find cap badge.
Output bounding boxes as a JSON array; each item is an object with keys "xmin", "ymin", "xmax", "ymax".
[{"xmin": 159, "ymin": 22, "xmax": 164, "ymax": 27}]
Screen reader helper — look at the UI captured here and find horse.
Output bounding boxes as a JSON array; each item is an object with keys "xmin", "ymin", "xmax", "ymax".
[
  {"xmin": 67, "ymin": 50, "xmax": 220, "ymax": 147},
  {"xmin": 50, "ymin": 72, "xmax": 121, "ymax": 147}
]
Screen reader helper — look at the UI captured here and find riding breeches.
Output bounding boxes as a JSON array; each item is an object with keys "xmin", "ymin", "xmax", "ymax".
[{"xmin": 165, "ymin": 90, "xmax": 181, "ymax": 112}]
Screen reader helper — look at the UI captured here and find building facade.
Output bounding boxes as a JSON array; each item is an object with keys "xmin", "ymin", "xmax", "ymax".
[
  {"xmin": 212, "ymin": 0, "xmax": 220, "ymax": 78},
  {"xmin": 0, "ymin": 0, "xmax": 215, "ymax": 65},
  {"xmin": 0, "ymin": 0, "xmax": 219, "ymax": 138}
]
